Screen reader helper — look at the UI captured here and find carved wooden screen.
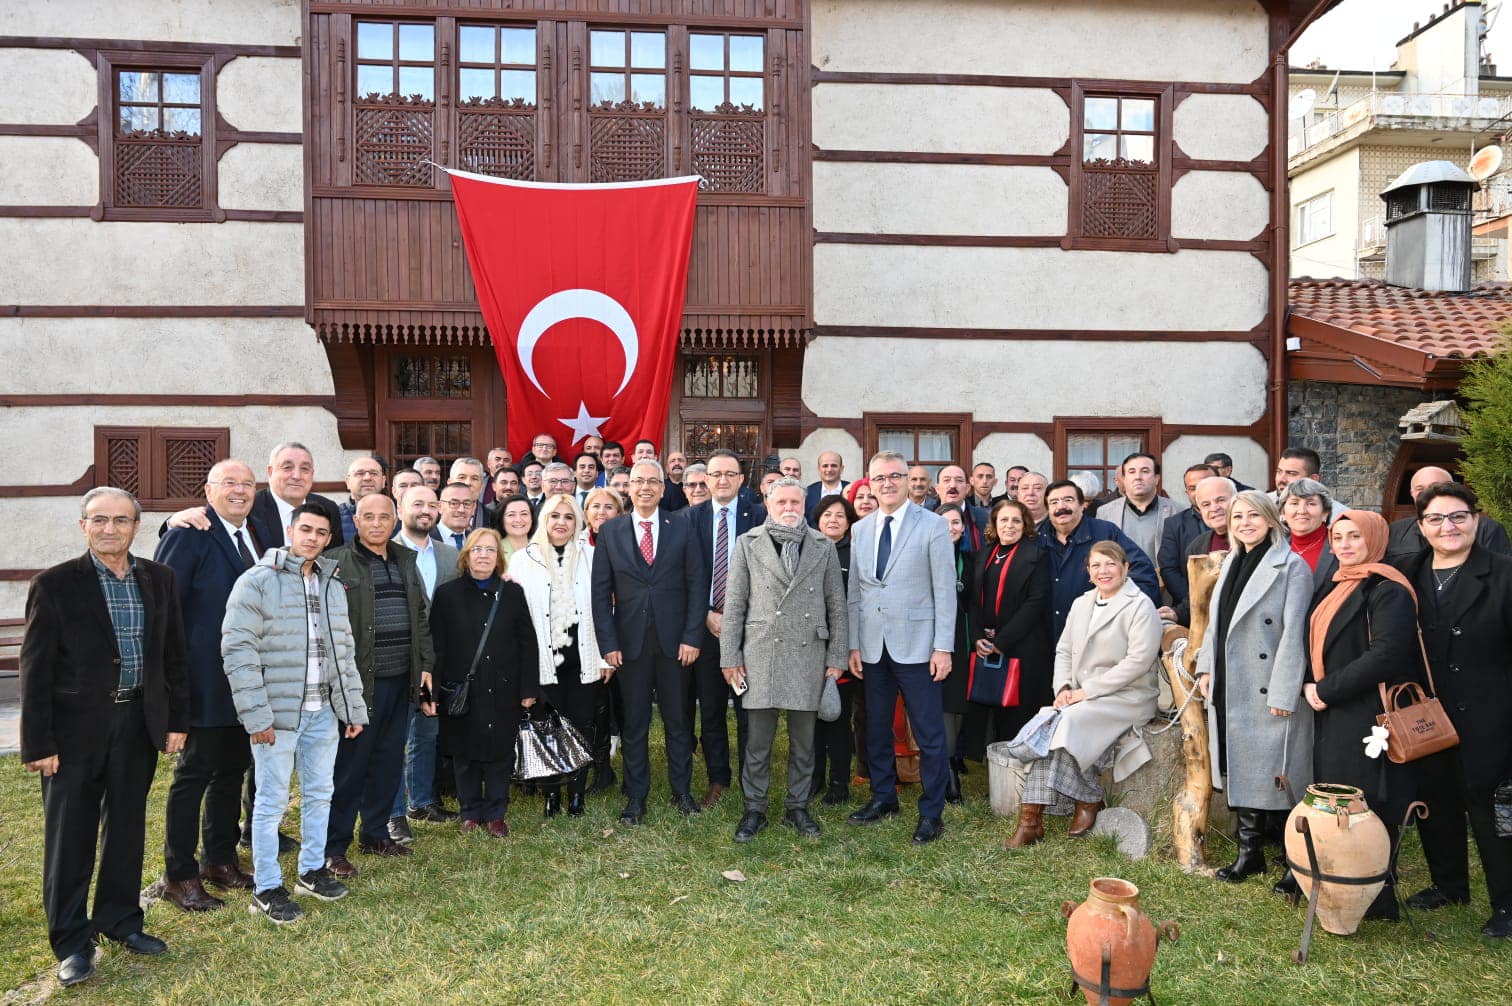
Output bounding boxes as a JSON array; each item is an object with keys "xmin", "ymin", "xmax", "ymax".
[
  {"xmin": 456, "ymin": 23, "xmax": 537, "ymax": 180},
  {"xmin": 587, "ymin": 29, "xmax": 667, "ymax": 182},
  {"xmin": 94, "ymin": 426, "xmax": 230, "ymax": 509},
  {"xmin": 354, "ymin": 21, "xmax": 436, "ymax": 185},
  {"xmin": 688, "ymin": 32, "xmax": 765, "ymax": 192},
  {"xmin": 1067, "ymin": 83, "xmax": 1173, "ymax": 251},
  {"xmin": 112, "ymin": 67, "xmax": 204, "ymax": 208}
]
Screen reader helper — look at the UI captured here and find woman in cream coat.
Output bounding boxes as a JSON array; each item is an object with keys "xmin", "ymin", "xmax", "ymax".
[
  {"xmin": 1004, "ymin": 541, "xmax": 1161, "ymax": 849},
  {"xmin": 508, "ymin": 494, "xmax": 611, "ymax": 818}
]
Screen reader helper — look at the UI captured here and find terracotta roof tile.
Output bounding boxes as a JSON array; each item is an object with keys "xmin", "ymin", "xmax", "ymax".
[{"xmin": 1289, "ymin": 277, "xmax": 1512, "ymax": 361}]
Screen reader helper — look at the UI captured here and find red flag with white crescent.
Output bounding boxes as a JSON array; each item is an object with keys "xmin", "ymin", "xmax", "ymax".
[{"xmin": 444, "ymin": 169, "xmax": 699, "ymax": 457}]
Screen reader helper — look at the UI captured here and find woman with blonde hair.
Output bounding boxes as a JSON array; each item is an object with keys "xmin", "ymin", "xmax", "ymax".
[
  {"xmin": 580, "ymin": 487, "xmax": 622, "ymax": 546},
  {"xmin": 508, "ymin": 494, "xmax": 611, "ymax": 817}
]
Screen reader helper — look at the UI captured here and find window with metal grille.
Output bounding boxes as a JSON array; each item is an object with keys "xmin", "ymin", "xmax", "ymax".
[{"xmin": 94, "ymin": 426, "xmax": 230, "ymax": 510}]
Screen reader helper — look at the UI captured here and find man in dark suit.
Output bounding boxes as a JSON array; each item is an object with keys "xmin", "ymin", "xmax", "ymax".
[
  {"xmin": 153, "ymin": 460, "xmax": 272, "ymax": 913},
  {"xmin": 591, "ymin": 460, "xmax": 709, "ymax": 824},
  {"xmin": 20, "ymin": 487, "xmax": 190, "ymax": 988},
  {"xmin": 805, "ymin": 450, "xmax": 849, "ymax": 523},
  {"xmin": 685, "ymin": 449, "xmax": 767, "ymax": 807},
  {"xmin": 632, "ymin": 439, "xmax": 687, "ymax": 511},
  {"xmin": 253, "ymin": 442, "xmax": 345, "ymax": 549},
  {"xmin": 1385, "ymin": 465, "xmax": 1512, "ymax": 566}
]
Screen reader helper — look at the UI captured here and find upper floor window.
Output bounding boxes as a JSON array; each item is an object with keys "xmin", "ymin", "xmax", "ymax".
[
  {"xmin": 356, "ymin": 21, "xmax": 435, "ymax": 99},
  {"xmin": 353, "ymin": 21, "xmax": 436, "ymax": 186},
  {"xmin": 689, "ymin": 33, "xmax": 764, "ymax": 111},
  {"xmin": 589, "ymin": 29, "xmax": 666, "ymax": 107},
  {"xmin": 688, "ymin": 33, "xmax": 767, "ymax": 193},
  {"xmin": 1295, "ymin": 191, "xmax": 1333, "ymax": 247},
  {"xmin": 458, "ymin": 25, "xmax": 537, "ymax": 104},
  {"xmin": 588, "ymin": 29, "xmax": 667, "ymax": 183},
  {"xmin": 1067, "ymin": 83, "xmax": 1173, "ymax": 251},
  {"xmin": 98, "ymin": 50, "xmax": 217, "ymax": 219}
]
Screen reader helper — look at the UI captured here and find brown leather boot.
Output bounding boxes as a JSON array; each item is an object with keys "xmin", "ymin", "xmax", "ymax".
[
  {"xmin": 1004, "ymin": 803, "xmax": 1046, "ymax": 849},
  {"xmin": 1068, "ymin": 800, "xmax": 1103, "ymax": 837}
]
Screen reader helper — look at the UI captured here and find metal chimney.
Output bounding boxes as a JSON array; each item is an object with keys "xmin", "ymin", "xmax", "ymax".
[{"xmin": 1381, "ymin": 160, "xmax": 1476, "ymax": 291}]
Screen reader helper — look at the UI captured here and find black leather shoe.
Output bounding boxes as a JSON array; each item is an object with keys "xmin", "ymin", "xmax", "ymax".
[
  {"xmin": 618, "ymin": 801, "xmax": 645, "ymax": 826},
  {"xmin": 1482, "ymin": 907, "xmax": 1512, "ymax": 938},
  {"xmin": 544, "ymin": 788, "xmax": 562, "ymax": 818},
  {"xmin": 1363, "ymin": 883, "xmax": 1400, "ymax": 922},
  {"xmin": 674, "ymin": 793, "xmax": 701, "ymax": 816},
  {"xmin": 821, "ymin": 783, "xmax": 849, "ymax": 807},
  {"xmin": 57, "ymin": 951, "xmax": 95, "ymax": 987},
  {"xmin": 1406, "ymin": 884, "xmax": 1470, "ymax": 911},
  {"xmin": 589, "ymin": 764, "xmax": 617, "ymax": 793},
  {"xmin": 783, "ymin": 808, "xmax": 822, "ymax": 838},
  {"xmin": 407, "ymin": 803, "xmax": 459, "ymax": 823},
  {"xmin": 1272, "ymin": 870, "xmax": 1301, "ymax": 900},
  {"xmin": 847, "ymin": 799, "xmax": 901, "ymax": 825},
  {"xmin": 734, "ymin": 811, "xmax": 768, "ymax": 843},
  {"xmin": 103, "ymin": 931, "xmax": 168, "ymax": 956},
  {"xmin": 568, "ymin": 792, "xmax": 586, "ymax": 817},
  {"xmin": 912, "ymin": 816, "xmax": 944, "ymax": 844},
  {"xmin": 945, "ymin": 766, "xmax": 964, "ymax": 805}
]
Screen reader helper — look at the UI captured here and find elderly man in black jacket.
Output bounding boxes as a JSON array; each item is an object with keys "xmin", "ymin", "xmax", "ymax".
[
  {"xmin": 1385, "ymin": 466, "xmax": 1512, "ymax": 566},
  {"xmin": 20, "ymin": 487, "xmax": 190, "ymax": 988}
]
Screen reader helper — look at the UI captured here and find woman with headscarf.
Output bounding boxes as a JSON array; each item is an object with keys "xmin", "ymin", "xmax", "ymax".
[
  {"xmin": 1298, "ymin": 508, "xmax": 1421, "ymax": 919},
  {"xmin": 1281, "ymin": 477, "xmax": 1338, "ymax": 604},
  {"xmin": 1196, "ymin": 489, "xmax": 1314, "ymax": 885}
]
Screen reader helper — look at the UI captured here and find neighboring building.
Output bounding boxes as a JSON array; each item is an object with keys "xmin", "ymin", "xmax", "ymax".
[
  {"xmin": 0, "ymin": 0, "xmax": 1337, "ymax": 620},
  {"xmin": 1288, "ymin": 0, "xmax": 1512, "ymax": 282}
]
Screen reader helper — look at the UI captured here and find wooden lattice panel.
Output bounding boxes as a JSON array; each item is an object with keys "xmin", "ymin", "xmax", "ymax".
[
  {"xmin": 457, "ymin": 103, "xmax": 535, "ymax": 180},
  {"xmin": 163, "ymin": 437, "xmax": 219, "ymax": 500},
  {"xmin": 105, "ymin": 436, "xmax": 142, "ymax": 496},
  {"xmin": 1081, "ymin": 168, "xmax": 1158, "ymax": 240},
  {"xmin": 354, "ymin": 97, "xmax": 435, "ymax": 186},
  {"xmin": 589, "ymin": 104, "xmax": 665, "ymax": 183},
  {"xmin": 114, "ymin": 137, "xmax": 202, "ymax": 207},
  {"xmin": 691, "ymin": 112, "xmax": 764, "ymax": 192}
]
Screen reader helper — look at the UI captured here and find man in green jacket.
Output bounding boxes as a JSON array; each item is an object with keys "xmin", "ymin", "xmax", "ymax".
[{"xmin": 323, "ymin": 493, "xmax": 435, "ymax": 876}]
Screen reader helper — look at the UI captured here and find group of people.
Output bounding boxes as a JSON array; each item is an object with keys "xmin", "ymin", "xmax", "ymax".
[{"xmin": 16, "ymin": 436, "xmax": 1512, "ymax": 990}]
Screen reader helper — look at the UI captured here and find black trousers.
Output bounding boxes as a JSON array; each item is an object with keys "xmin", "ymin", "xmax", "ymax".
[
  {"xmin": 619, "ymin": 630, "xmax": 693, "ymax": 803},
  {"xmin": 690, "ymin": 628, "xmax": 747, "ymax": 787},
  {"xmin": 40, "ymin": 699, "xmax": 158, "ymax": 960},
  {"xmin": 327, "ymin": 675, "xmax": 410, "ymax": 855},
  {"xmin": 454, "ymin": 759, "xmax": 513, "ymax": 822},
  {"xmin": 812, "ymin": 678, "xmax": 856, "ymax": 791},
  {"xmin": 543, "ymin": 676, "xmax": 599, "ymax": 797},
  {"xmin": 163, "ymin": 724, "xmax": 251, "ymax": 881},
  {"xmin": 1416, "ymin": 751, "xmax": 1512, "ymax": 910}
]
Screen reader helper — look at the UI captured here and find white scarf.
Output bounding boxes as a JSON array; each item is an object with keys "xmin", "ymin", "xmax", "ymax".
[{"xmin": 546, "ymin": 541, "xmax": 580, "ymax": 666}]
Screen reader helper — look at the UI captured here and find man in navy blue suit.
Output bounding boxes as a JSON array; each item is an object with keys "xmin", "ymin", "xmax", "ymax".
[
  {"xmin": 153, "ymin": 459, "xmax": 273, "ymax": 911},
  {"xmin": 804, "ymin": 450, "xmax": 849, "ymax": 525},
  {"xmin": 591, "ymin": 460, "xmax": 709, "ymax": 825},
  {"xmin": 684, "ymin": 450, "xmax": 766, "ymax": 808}
]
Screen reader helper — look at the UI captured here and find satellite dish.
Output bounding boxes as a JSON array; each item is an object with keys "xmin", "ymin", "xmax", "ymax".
[
  {"xmin": 1471, "ymin": 145, "xmax": 1504, "ymax": 181},
  {"xmin": 1294, "ymin": 88, "xmax": 1317, "ymax": 117}
]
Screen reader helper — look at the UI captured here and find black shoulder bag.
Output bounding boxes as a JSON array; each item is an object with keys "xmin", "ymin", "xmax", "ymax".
[{"xmin": 439, "ymin": 588, "xmax": 503, "ymax": 717}]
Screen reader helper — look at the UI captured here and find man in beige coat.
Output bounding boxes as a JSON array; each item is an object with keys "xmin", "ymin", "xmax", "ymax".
[{"xmin": 721, "ymin": 479, "xmax": 848, "ymax": 842}]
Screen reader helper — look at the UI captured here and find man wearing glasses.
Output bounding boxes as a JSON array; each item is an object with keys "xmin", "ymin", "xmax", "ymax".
[
  {"xmin": 448, "ymin": 458, "xmax": 488, "ymax": 530},
  {"xmin": 1386, "ymin": 465, "xmax": 1511, "ymax": 566},
  {"xmin": 527, "ymin": 433, "xmax": 562, "ymax": 469},
  {"xmin": 437, "ymin": 482, "xmax": 479, "ymax": 552},
  {"xmin": 21, "ymin": 487, "xmax": 189, "ymax": 986}
]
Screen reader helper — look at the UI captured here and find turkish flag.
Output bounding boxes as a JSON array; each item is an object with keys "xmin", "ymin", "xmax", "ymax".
[{"xmin": 444, "ymin": 169, "xmax": 699, "ymax": 458}]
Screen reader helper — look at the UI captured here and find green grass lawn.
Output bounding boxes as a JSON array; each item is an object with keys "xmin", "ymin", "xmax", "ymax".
[{"xmin": 1, "ymin": 719, "xmax": 1508, "ymax": 1004}]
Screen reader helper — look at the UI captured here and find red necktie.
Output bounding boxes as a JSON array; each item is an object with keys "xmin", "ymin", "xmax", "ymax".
[{"xmin": 639, "ymin": 520, "xmax": 655, "ymax": 565}]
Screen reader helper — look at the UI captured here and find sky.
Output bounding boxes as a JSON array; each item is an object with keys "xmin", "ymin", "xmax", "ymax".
[{"xmin": 1292, "ymin": 0, "xmax": 1509, "ymax": 70}]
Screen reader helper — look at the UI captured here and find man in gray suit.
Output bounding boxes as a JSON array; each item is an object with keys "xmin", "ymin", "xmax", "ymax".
[{"xmin": 844, "ymin": 451, "xmax": 957, "ymax": 844}]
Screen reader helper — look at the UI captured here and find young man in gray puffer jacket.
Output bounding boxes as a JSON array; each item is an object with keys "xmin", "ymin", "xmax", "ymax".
[{"xmin": 222, "ymin": 504, "xmax": 369, "ymax": 924}]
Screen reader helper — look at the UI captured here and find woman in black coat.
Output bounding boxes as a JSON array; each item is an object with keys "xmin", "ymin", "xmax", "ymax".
[
  {"xmin": 966, "ymin": 499, "xmax": 1053, "ymax": 759},
  {"xmin": 1395, "ymin": 482, "xmax": 1512, "ymax": 938},
  {"xmin": 937, "ymin": 503, "xmax": 976, "ymax": 804},
  {"xmin": 431, "ymin": 527, "xmax": 540, "ymax": 837},
  {"xmin": 1301, "ymin": 509, "xmax": 1421, "ymax": 919},
  {"xmin": 811, "ymin": 494, "xmax": 859, "ymax": 804}
]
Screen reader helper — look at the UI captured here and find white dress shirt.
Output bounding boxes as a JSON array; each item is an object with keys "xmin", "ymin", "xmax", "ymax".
[
  {"xmin": 272, "ymin": 494, "xmax": 296, "ymax": 546},
  {"xmin": 216, "ymin": 512, "xmax": 260, "ymax": 563},
  {"xmin": 393, "ymin": 530, "xmax": 438, "ymax": 599},
  {"xmin": 632, "ymin": 509, "xmax": 661, "ymax": 559},
  {"xmin": 874, "ymin": 500, "xmax": 912, "ymax": 573}
]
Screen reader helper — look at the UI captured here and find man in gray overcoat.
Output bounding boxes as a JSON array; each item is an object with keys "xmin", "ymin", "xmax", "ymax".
[{"xmin": 721, "ymin": 479, "xmax": 848, "ymax": 842}]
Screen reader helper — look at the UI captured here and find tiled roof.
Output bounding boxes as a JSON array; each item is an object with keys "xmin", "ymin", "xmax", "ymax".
[{"xmin": 1289, "ymin": 277, "xmax": 1512, "ymax": 363}]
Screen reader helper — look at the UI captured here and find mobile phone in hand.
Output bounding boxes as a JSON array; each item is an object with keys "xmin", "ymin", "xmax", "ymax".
[{"xmin": 732, "ymin": 675, "xmax": 749, "ymax": 696}]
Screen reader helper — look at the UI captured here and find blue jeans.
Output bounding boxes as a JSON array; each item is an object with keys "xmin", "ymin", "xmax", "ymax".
[
  {"xmin": 391, "ymin": 705, "xmax": 440, "ymax": 818},
  {"xmin": 250, "ymin": 703, "xmax": 338, "ymax": 893}
]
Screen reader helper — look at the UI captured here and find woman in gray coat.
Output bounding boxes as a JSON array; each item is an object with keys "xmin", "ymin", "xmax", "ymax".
[
  {"xmin": 1004, "ymin": 541, "xmax": 1162, "ymax": 848},
  {"xmin": 1197, "ymin": 489, "xmax": 1314, "ymax": 885}
]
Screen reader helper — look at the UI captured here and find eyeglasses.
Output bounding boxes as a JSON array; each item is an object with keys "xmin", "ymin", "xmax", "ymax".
[
  {"xmin": 469, "ymin": 545, "xmax": 499, "ymax": 555},
  {"xmin": 85, "ymin": 515, "xmax": 139, "ymax": 528},
  {"xmin": 211, "ymin": 479, "xmax": 256, "ymax": 490},
  {"xmin": 1421, "ymin": 510, "xmax": 1476, "ymax": 528},
  {"xmin": 870, "ymin": 472, "xmax": 907, "ymax": 484},
  {"xmin": 628, "ymin": 478, "xmax": 661, "ymax": 487},
  {"xmin": 442, "ymin": 499, "xmax": 476, "ymax": 509},
  {"xmin": 532, "ymin": 442, "xmax": 555, "ymax": 450}
]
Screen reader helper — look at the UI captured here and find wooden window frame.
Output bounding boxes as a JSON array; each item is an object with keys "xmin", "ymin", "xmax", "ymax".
[
  {"xmin": 588, "ymin": 27, "xmax": 668, "ymax": 108},
  {"xmin": 354, "ymin": 20, "xmax": 438, "ymax": 101},
  {"xmin": 863, "ymin": 412, "xmax": 974, "ymax": 476},
  {"xmin": 1052, "ymin": 416, "xmax": 1164, "ymax": 493},
  {"xmin": 456, "ymin": 22, "xmax": 538, "ymax": 104},
  {"xmin": 687, "ymin": 31, "xmax": 766, "ymax": 112},
  {"xmin": 93, "ymin": 425, "xmax": 230, "ymax": 511},
  {"xmin": 96, "ymin": 49, "xmax": 219, "ymax": 222},
  {"xmin": 1064, "ymin": 80, "xmax": 1175, "ymax": 253}
]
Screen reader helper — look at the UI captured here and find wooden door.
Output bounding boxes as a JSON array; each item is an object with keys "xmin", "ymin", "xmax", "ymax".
[{"xmin": 376, "ymin": 346, "xmax": 507, "ymax": 470}]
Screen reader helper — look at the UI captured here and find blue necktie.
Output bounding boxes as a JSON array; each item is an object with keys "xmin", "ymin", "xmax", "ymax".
[
  {"xmin": 876, "ymin": 514, "xmax": 893, "ymax": 577},
  {"xmin": 452, "ymin": 532, "xmax": 465, "ymax": 551}
]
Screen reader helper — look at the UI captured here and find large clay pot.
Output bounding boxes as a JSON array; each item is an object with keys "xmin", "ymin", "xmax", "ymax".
[
  {"xmin": 1061, "ymin": 877, "xmax": 1177, "ymax": 1006},
  {"xmin": 1284, "ymin": 783, "xmax": 1390, "ymax": 936}
]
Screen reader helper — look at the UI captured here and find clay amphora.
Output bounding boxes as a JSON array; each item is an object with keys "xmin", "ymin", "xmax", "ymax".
[
  {"xmin": 1284, "ymin": 783, "xmax": 1390, "ymax": 935},
  {"xmin": 1061, "ymin": 877, "xmax": 1177, "ymax": 1006}
]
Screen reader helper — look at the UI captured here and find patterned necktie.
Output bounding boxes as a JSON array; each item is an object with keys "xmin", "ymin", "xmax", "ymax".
[
  {"xmin": 712, "ymin": 507, "xmax": 729, "ymax": 609},
  {"xmin": 639, "ymin": 520, "xmax": 655, "ymax": 565},
  {"xmin": 876, "ymin": 514, "xmax": 894, "ymax": 576},
  {"xmin": 235, "ymin": 529, "xmax": 256, "ymax": 569}
]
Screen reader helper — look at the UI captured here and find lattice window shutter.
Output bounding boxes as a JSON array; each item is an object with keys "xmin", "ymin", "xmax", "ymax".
[
  {"xmin": 98, "ymin": 429, "xmax": 148, "ymax": 497},
  {"xmin": 691, "ymin": 111, "xmax": 764, "ymax": 192},
  {"xmin": 159, "ymin": 432, "xmax": 225, "ymax": 501}
]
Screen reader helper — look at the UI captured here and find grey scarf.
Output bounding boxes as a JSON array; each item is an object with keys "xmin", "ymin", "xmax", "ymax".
[{"xmin": 766, "ymin": 518, "xmax": 807, "ymax": 576}]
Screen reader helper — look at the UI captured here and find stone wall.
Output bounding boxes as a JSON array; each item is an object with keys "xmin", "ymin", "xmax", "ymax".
[{"xmin": 1287, "ymin": 380, "xmax": 1425, "ymax": 511}]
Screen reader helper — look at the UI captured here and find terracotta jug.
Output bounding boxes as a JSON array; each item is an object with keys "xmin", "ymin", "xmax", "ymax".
[
  {"xmin": 1284, "ymin": 783, "xmax": 1390, "ymax": 936},
  {"xmin": 1061, "ymin": 877, "xmax": 1178, "ymax": 1006}
]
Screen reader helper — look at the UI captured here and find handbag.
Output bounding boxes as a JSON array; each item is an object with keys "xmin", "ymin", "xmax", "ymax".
[
  {"xmin": 514, "ymin": 706, "xmax": 594, "ymax": 782},
  {"xmin": 1373, "ymin": 624, "xmax": 1458, "ymax": 764},
  {"xmin": 818, "ymin": 675, "xmax": 842, "ymax": 722},
  {"xmin": 1493, "ymin": 780, "xmax": 1512, "ymax": 839},
  {"xmin": 438, "ymin": 588, "xmax": 502, "ymax": 717},
  {"xmin": 1006, "ymin": 706, "xmax": 1061, "ymax": 762},
  {"xmin": 969, "ymin": 543, "xmax": 1022, "ymax": 708}
]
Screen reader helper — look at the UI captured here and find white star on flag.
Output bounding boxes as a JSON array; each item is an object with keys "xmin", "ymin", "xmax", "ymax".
[{"xmin": 559, "ymin": 401, "xmax": 609, "ymax": 442}]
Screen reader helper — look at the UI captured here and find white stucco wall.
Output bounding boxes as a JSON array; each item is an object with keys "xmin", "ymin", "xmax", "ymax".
[
  {"xmin": 814, "ymin": 246, "xmax": 1268, "ymax": 331},
  {"xmin": 0, "ymin": 317, "xmax": 330, "ymax": 395},
  {"xmin": 812, "ymin": 0, "xmax": 1269, "ymax": 84},
  {"xmin": 813, "ymin": 163, "xmax": 1066, "ymax": 235},
  {"xmin": 218, "ymin": 144, "xmax": 303, "ymax": 212},
  {"xmin": 0, "ymin": 49, "xmax": 97, "ymax": 124},
  {"xmin": 802, "ymin": 337, "xmax": 1267, "ymax": 427},
  {"xmin": 0, "ymin": 137, "xmax": 98, "ymax": 205},
  {"xmin": 0, "ymin": 219, "xmax": 303, "ymax": 304},
  {"xmin": 974, "ymin": 434, "xmax": 1053, "ymax": 478},
  {"xmin": 1163, "ymin": 435, "xmax": 1269, "ymax": 496},
  {"xmin": 218, "ymin": 56, "xmax": 303, "ymax": 133},
  {"xmin": 794, "ymin": 429, "xmax": 864, "ymax": 486},
  {"xmin": 813, "ymin": 84, "xmax": 1068, "ymax": 154},
  {"xmin": 1171, "ymin": 171, "xmax": 1269, "ymax": 242},
  {"xmin": 1172, "ymin": 95, "xmax": 1269, "ymax": 162},
  {"xmin": 0, "ymin": 0, "xmax": 301, "ymax": 46},
  {"xmin": 1289, "ymin": 147, "xmax": 1362, "ymax": 279}
]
